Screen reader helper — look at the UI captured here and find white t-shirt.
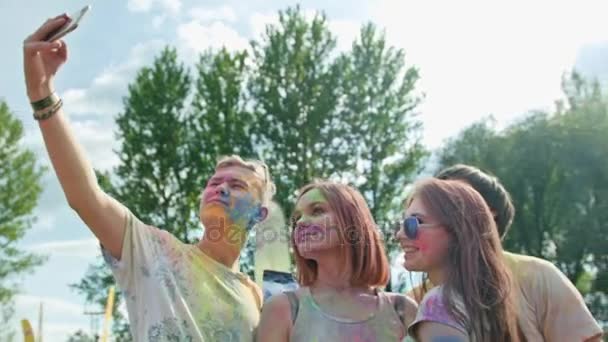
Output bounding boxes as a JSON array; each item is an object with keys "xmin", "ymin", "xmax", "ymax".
[{"xmin": 103, "ymin": 210, "xmax": 262, "ymax": 341}]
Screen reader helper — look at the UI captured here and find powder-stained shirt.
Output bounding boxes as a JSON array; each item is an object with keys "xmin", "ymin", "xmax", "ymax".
[
  {"xmin": 103, "ymin": 209, "xmax": 262, "ymax": 341},
  {"xmin": 503, "ymin": 251, "xmax": 602, "ymax": 341},
  {"xmin": 408, "ymin": 286, "xmax": 471, "ymax": 340},
  {"xmin": 408, "ymin": 252, "xmax": 603, "ymax": 341},
  {"xmin": 290, "ymin": 287, "xmax": 407, "ymax": 342}
]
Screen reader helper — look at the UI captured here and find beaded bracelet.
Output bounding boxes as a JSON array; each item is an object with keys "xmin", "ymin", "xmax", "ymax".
[
  {"xmin": 33, "ymin": 99, "xmax": 63, "ymax": 121},
  {"xmin": 30, "ymin": 93, "xmax": 60, "ymax": 111}
]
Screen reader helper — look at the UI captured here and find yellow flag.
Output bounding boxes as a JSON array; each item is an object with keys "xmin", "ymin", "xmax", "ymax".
[
  {"xmin": 101, "ymin": 286, "xmax": 115, "ymax": 342},
  {"xmin": 21, "ymin": 319, "xmax": 34, "ymax": 342}
]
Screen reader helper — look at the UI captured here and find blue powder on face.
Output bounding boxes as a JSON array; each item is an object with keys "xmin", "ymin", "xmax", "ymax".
[{"xmin": 228, "ymin": 193, "xmax": 261, "ymax": 231}]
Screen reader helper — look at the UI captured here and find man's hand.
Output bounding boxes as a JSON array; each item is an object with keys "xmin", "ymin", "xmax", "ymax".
[{"xmin": 23, "ymin": 14, "xmax": 70, "ymax": 101}]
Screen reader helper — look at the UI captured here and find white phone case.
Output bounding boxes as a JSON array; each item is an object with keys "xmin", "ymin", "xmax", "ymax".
[{"xmin": 46, "ymin": 5, "xmax": 91, "ymax": 42}]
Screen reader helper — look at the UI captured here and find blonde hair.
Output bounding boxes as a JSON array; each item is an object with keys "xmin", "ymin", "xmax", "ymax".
[{"xmin": 215, "ymin": 155, "xmax": 276, "ymax": 205}]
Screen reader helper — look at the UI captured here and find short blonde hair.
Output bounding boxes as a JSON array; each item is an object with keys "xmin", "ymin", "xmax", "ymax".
[{"xmin": 215, "ymin": 155, "xmax": 276, "ymax": 205}]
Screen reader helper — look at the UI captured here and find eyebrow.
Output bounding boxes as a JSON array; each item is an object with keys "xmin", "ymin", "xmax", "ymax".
[
  {"xmin": 406, "ymin": 212, "xmax": 428, "ymax": 219},
  {"xmin": 230, "ymin": 178, "xmax": 248, "ymax": 186},
  {"xmin": 209, "ymin": 176, "xmax": 248, "ymax": 185},
  {"xmin": 293, "ymin": 201, "xmax": 326, "ymax": 216}
]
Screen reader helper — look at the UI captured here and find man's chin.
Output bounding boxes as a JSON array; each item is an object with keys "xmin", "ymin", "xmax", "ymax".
[{"xmin": 201, "ymin": 204, "xmax": 228, "ymax": 219}]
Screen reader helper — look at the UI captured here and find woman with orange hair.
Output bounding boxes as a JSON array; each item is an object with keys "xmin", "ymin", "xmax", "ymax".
[{"xmin": 257, "ymin": 181, "xmax": 417, "ymax": 341}]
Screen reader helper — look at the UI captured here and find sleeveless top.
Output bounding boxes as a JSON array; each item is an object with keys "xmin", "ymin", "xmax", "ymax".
[{"xmin": 290, "ymin": 287, "xmax": 407, "ymax": 342}]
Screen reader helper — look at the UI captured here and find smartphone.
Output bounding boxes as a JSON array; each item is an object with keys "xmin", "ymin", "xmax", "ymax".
[
  {"xmin": 262, "ymin": 270, "xmax": 298, "ymax": 301},
  {"xmin": 45, "ymin": 5, "xmax": 91, "ymax": 42}
]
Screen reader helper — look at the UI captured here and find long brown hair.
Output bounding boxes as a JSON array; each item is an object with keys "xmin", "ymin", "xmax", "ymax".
[
  {"xmin": 291, "ymin": 181, "xmax": 390, "ymax": 288},
  {"xmin": 410, "ymin": 178, "xmax": 519, "ymax": 341}
]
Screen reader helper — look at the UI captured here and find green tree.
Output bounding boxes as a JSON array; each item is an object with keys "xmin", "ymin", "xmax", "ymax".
[
  {"xmin": 341, "ymin": 23, "xmax": 426, "ymax": 250},
  {"xmin": 71, "ymin": 5, "xmax": 429, "ymax": 336},
  {"xmin": 0, "ymin": 100, "xmax": 46, "ymax": 339},
  {"xmin": 248, "ymin": 6, "xmax": 350, "ymax": 215},
  {"xmin": 113, "ymin": 47, "xmax": 194, "ymax": 239},
  {"xmin": 66, "ymin": 330, "xmax": 97, "ymax": 342},
  {"xmin": 72, "ymin": 47, "xmax": 193, "ymax": 340},
  {"xmin": 189, "ymin": 48, "xmax": 258, "ymax": 277},
  {"xmin": 438, "ymin": 117, "xmax": 501, "ymax": 171},
  {"xmin": 436, "ymin": 72, "xmax": 608, "ymax": 321},
  {"xmin": 190, "ymin": 48, "xmax": 254, "ymax": 173},
  {"xmin": 71, "ymin": 46, "xmax": 257, "ymax": 338},
  {"xmin": 249, "ymin": 7, "xmax": 427, "ymax": 226}
]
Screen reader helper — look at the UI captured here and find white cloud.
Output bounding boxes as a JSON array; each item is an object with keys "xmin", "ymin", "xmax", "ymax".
[
  {"xmin": 249, "ymin": 12, "xmax": 278, "ymax": 40},
  {"xmin": 189, "ymin": 5, "xmax": 237, "ymax": 23},
  {"xmin": 59, "ymin": 40, "xmax": 164, "ymax": 170},
  {"xmin": 368, "ymin": 0, "xmax": 608, "ymax": 149},
  {"xmin": 30, "ymin": 213, "xmax": 56, "ymax": 233},
  {"xmin": 152, "ymin": 15, "xmax": 167, "ymax": 29},
  {"xmin": 63, "ymin": 39, "xmax": 165, "ymax": 117},
  {"xmin": 128, "ymin": 0, "xmax": 153, "ymax": 12},
  {"xmin": 249, "ymin": 9, "xmax": 361, "ymax": 54},
  {"xmin": 73, "ymin": 119, "xmax": 120, "ymax": 171},
  {"xmin": 128, "ymin": 0, "xmax": 181, "ymax": 15},
  {"xmin": 26, "ymin": 238, "xmax": 100, "ymax": 259},
  {"xmin": 249, "ymin": 9, "xmax": 323, "ymax": 40},
  {"xmin": 328, "ymin": 19, "xmax": 360, "ymax": 53},
  {"xmin": 177, "ymin": 20, "xmax": 249, "ymax": 61}
]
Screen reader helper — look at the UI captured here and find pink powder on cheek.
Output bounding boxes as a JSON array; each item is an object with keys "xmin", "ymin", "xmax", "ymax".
[
  {"xmin": 413, "ymin": 229, "xmax": 433, "ymax": 252},
  {"xmin": 413, "ymin": 228, "xmax": 449, "ymax": 257}
]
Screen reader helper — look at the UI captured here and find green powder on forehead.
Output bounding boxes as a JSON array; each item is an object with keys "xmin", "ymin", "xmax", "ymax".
[{"xmin": 300, "ymin": 188, "xmax": 328, "ymax": 204}]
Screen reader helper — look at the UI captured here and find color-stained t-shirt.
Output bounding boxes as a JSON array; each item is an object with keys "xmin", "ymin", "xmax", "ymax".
[
  {"xmin": 408, "ymin": 286, "xmax": 471, "ymax": 341},
  {"xmin": 289, "ymin": 287, "xmax": 407, "ymax": 342},
  {"xmin": 503, "ymin": 251, "xmax": 602, "ymax": 341},
  {"xmin": 407, "ymin": 252, "xmax": 603, "ymax": 341},
  {"xmin": 103, "ymin": 209, "xmax": 262, "ymax": 341}
]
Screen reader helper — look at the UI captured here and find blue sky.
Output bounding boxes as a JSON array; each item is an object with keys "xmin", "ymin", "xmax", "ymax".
[{"xmin": 1, "ymin": 0, "xmax": 607, "ymax": 340}]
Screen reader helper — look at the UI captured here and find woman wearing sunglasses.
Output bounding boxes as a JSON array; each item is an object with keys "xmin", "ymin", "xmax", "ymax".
[
  {"xmin": 257, "ymin": 181, "xmax": 418, "ymax": 341},
  {"xmin": 396, "ymin": 178, "xmax": 520, "ymax": 342}
]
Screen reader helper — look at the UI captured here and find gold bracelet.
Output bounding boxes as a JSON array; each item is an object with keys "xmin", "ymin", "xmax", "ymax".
[{"xmin": 33, "ymin": 99, "xmax": 63, "ymax": 121}]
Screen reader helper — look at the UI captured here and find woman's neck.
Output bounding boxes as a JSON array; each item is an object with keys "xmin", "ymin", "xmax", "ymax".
[
  {"xmin": 428, "ymin": 266, "xmax": 447, "ymax": 286},
  {"xmin": 312, "ymin": 252, "xmax": 352, "ymax": 290}
]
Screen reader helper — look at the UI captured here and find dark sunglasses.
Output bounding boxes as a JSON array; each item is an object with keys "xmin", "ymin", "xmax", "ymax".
[{"xmin": 401, "ymin": 216, "xmax": 440, "ymax": 240}]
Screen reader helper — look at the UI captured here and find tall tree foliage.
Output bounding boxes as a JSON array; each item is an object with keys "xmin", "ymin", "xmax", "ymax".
[
  {"xmin": 0, "ymin": 101, "xmax": 46, "ymax": 340},
  {"xmin": 249, "ymin": 6, "xmax": 349, "ymax": 215},
  {"xmin": 71, "ymin": 6, "xmax": 427, "ymax": 337},
  {"xmin": 341, "ymin": 23, "xmax": 426, "ymax": 247},
  {"xmin": 437, "ymin": 72, "xmax": 608, "ymax": 321}
]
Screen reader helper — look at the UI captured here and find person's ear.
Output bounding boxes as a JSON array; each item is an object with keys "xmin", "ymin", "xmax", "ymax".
[{"xmin": 255, "ymin": 206, "xmax": 269, "ymax": 223}]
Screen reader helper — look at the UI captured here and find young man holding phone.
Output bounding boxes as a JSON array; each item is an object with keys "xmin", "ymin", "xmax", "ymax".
[{"xmin": 23, "ymin": 13, "xmax": 274, "ymax": 341}]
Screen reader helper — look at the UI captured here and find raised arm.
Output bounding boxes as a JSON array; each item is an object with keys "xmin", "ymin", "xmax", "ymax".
[{"xmin": 23, "ymin": 14, "xmax": 127, "ymax": 259}]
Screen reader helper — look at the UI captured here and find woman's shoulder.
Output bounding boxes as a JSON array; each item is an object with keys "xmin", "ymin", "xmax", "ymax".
[
  {"xmin": 409, "ymin": 286, "xmax": 468, "ymax": 337},
  {"xmin": 385, "ymin": 291, "xmax": 419, "ymax": 327},
  {"xmin": 385, "ymin": 292, "xmax": 418, "ymax": 312},
  {"xmin": 260, "ymin": 291, "xmax": 294, "ymax": 327},
  {"xmin": 262, "ymin": 287, "xmax": 309, "ymax": 317}
]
